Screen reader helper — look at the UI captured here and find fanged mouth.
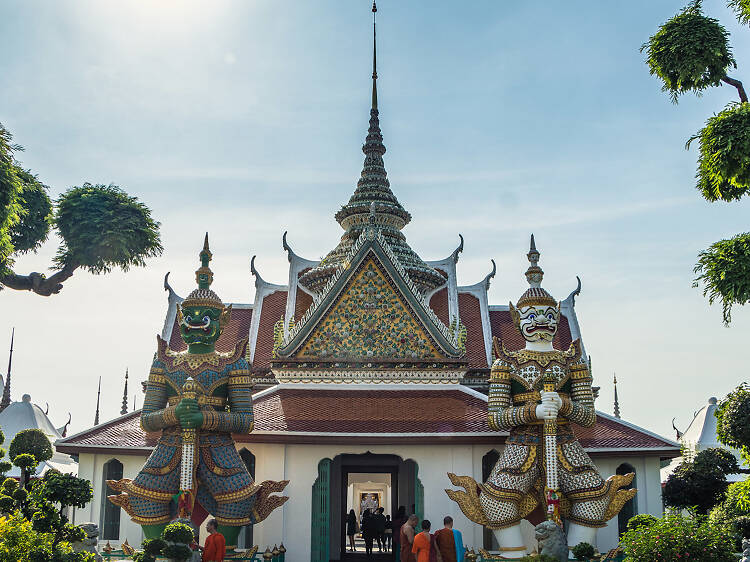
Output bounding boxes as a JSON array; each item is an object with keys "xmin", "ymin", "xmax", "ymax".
[{"xmin": 183, "ymin": 317, "xmax": 212, "ymax": 332}]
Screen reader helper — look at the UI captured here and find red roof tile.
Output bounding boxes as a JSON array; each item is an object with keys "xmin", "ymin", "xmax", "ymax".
[
  {"xmin": 429, "ymin": 288, "xmax": 450, "ymax": 326},
  {"xmin": 459, "ymin": 293, "xmax": 488, "ymax": 368},
  {"xmin": 56, "ymin": 389, "xmax": 678, "ymax": 455},
  {"xmin": 167, "ymin": 307, "xmax": 253, "ymax": 354},
  {"xmin": 295, "ymin": 288, "xmax": 313, "ymax": 321},
  {"xmin": 251, "ymin": 290, "xmax": 288, "ymax": 372},
  {"xmin": 488, "ymin": 309, "xmax": 572, "ymax": 353}
]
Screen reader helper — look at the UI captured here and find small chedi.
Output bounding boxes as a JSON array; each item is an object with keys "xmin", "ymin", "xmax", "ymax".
[
  {"xmin": 447, "ymin": 236, "xmax": 635, "ymax": 559},
  {"xmin": 108, "ymin": 235, "xmax": 289, "ymax": 553}
]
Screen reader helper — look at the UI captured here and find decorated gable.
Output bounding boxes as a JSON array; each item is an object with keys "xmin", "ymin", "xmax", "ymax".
[{"xmin": 296, "ymin": 257, "xmax": 442, "ymax": 361}]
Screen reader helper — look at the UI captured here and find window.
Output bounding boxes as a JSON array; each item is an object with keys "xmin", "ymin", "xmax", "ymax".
[
  {"xmin": 101, "ymin": 459, "xmax": 123, "ymax": 540},
  {"xmin": 616, "ymin": 463, "xmax": 637, "ymax": 536}
]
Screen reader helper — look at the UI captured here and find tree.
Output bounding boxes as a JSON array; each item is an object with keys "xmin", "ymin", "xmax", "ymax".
[
  {"xmin": 716, "ymin": 383, "xmax": 750, "ymax": 461},
  {"xmin": 9, "ymin": 429, "xmax": 52, "ymax": 488},
  {"xmin": 0, "ymin": 123, "xmax": 162, "ymax": 296},
  {"xmin": 0, "ymin": 470, "xmax": 94, "ymax": 562},
  {"xmin": 662, "ymin": 447, "xmax": 739, "ymax": 513},
  {"xmin": 641, "ymin": 0, "xmax": 749, "ymax": 324}
]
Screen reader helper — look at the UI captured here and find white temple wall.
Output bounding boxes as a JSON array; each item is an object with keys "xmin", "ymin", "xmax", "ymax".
[
  {"xmin": 78, "ymin": 443, "xmax": 667, "ymax": 558},
  {"xmin": 80, "ymin": 452, "xmax": 146, "ymax": 548}
]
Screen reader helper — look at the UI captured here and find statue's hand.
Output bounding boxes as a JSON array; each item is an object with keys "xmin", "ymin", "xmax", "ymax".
[
  {"xmin": 535, "ymin": 393, "xmax": 561, "ymax": 420},
  {"xmin": 541, "ymin": 391, "xmax": 563, "ymax": 409},
  {"xmin": 175, "ymin": 398, "xmax": 203, "ymax": 429}
]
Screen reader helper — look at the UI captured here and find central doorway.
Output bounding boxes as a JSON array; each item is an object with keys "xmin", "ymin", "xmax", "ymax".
[{"xmin": 310, "ymin": 452, "xmax": 421, "ymax": 562}]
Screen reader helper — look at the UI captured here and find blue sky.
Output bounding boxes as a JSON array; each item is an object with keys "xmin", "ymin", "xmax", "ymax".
[{"xmin": 0, "ymin": 1, "xmax": 748, "ymax": 436}]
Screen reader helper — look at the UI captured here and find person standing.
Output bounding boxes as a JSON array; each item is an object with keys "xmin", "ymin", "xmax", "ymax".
[
  {"xmin": 393, "ymin": 506, "xmax": 407, "ymax": 561},
  {"xmin": 411, "ymin": 520, "xmax": 433, "ymax": 562},
  {"xmin": 384, "ymin": 514, "xmax": 393, "ymax": 551},
  {"xmin": 347, "ymin": 509, "xmax": 359, "ymax": 552},
  {"xmin": 400, "ymin": 514, "xmax": 418, "ymax": 562},
  {"xmin": 362, "ymin": 509, "xmax": 376, "ymax": 557},
  {"xmin": 202, "ymin": 519, "xmax": 225, "ymax": 562},
  {"xmin": 434, "ymin": 516, "xmax": 464, "ymax": 562},
  {"xmin": 374, "ymin": 507, "xmax": 387, "ymax": 552}
]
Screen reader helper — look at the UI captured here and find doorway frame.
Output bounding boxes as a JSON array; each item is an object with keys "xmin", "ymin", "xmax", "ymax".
[{"xmin": 339, "ymin": 461, "xmax": 399, "ymax": 559}]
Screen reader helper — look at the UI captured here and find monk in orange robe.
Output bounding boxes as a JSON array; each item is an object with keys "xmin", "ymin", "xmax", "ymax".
[
  {"xmin": 412, "ymin": 520, "xmax": 432, "ymax": 562},
  {"xmin": 202, "ymin": 519, "xmax": 226, "ymax": 562}
]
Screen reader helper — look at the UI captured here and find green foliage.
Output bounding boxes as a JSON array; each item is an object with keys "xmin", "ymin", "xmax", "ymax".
[
  {"xmin": 689, "ymin": 102, "xmax": 750, "ymax": 202},
  {"xmin": 0, "ymin": 123, "xmax": 162, "ymax": 296},
  {"xmin": 161, "ymin": 522, "xmax": 194, "ymax": 544},
  {"xmin": 0, "ymin": 495, "xmax": 14, "ymax": 512},
  {"xmin": 641, "ymin": 2, "xmax": 736, "ymax": 102},
  {"xmin": 720, "ymin": 479, "xmax": 750, "ymax": 519},
  {"xmin": 694, "ymin": 232, "xmax": 750, "ymax": 324},
  {"xmin": 13, "ymin": 454, "xmax": 38, "ymax": 471},
  {"xmin": 734, "ymin": 515, "xmax": 750, "ymax": 538},
  {"xmin": 54, "ymin": 183, "xmax": 162, "ymax": 274},
  {"xmin": 0, "ymin": 512, "xmax": 94, "ymax": 562},
  {"xmin": 0, "ymin": 463, "xmax": 10, "ymax": 476},
  {"xmin": 571, "ymin": 542, "xmax": 595, "ymax": 560},
  {"xmin": 9, "ymin": 429, "xmax": 53, "ymax": 465},
  {"xmin": 9, "ymin": 170, "xmax": 52, "ymax": 254},
  {"xmin": 519, "ymin": 556, "xmax": 558, "ymax": 562},
  {"xmin": 716, "ymin": 383, "xmax": 750, "ymax": 455},
  {"xmin": 727, "ymin": 0, "xmax": 750, "ymax": 24},
  {"xmin": 37, "ymin": 472, "xmax": 92, "ymax": 509},
  {"xmin": 662, "ymin": 447, "xmax": 737, "ymax": 513},
  {"xmin": 162, "ymin": 544, "xmax": 192, "ymax": 561},
  {"xmin": 0, "ymin": 125, "xmax": 23, "ymax": 276},
  {"xmin": 132, "ymin": 553, "xmax": 156, "ymax": 562},
  {"xmin": 621, "ymin": 512, "xmax": 735, "ymax": 562},
  {"xmin": 142, "ymin": 538, "xmax": 167, "ymax": 555},
  {"xmin": 0, "ymin": 479, "xmax": 15, "ymax": 494}
]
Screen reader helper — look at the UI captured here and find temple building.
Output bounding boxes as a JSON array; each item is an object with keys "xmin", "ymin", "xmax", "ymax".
[
  {"xmin": 0, "ymin": 331, "xmax": 76, "ymax": 479},
  {"xmin": 56, "ymin": 7, "xmax": 679, "ymax": 559}
]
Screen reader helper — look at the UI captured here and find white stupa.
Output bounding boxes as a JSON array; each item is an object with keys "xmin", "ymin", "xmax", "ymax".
[{"xmin": 661, "ymin": 396, "xmax": 747, "ymax": 484}]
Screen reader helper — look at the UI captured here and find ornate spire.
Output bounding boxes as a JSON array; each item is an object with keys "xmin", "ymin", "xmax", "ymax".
[
  {"xmin": 0, "ymin": 328, "xmax": 13, "ymax": 412},
  {"xmin": 120, "ymin": 368, "xmax": 129, "ymax": 416},
  {"xmin": 298, "ymin": 3, "xmax": 445, "ymax": 295},
  {"xmin": 182, "ymin": 233, "xmax": 223, "ymax": 308},
  {"xmin": 371, "ymin": 1, "xmax": 378, "ymax": 111},
  {"xmin": 517, "ymin": 235, "xmax": 556, "ymax": 308},
  {"xmin": 613, "ymin": 373, "xmax": 621, "ymax": 419},
  {"xmin": 94, "ymin": 376, "xmax": 101, "ymax": 426}
]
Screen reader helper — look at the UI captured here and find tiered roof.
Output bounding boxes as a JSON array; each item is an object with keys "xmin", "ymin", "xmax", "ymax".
[{"xmin": 56, "ymin": 390, "xmax": 679, "ymax": 456}]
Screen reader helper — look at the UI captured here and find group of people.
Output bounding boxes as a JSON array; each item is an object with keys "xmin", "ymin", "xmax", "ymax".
[
  {"xmin": 347, "ymin": 507, "xmax": 393, "ymax": 554},
  {"xmin": 399, "ymin": 515, "xmax": 464, "ymax": 562},
  {"xmin": 347, "ymin": 506, "xmax": 464, "ymax": 562}
]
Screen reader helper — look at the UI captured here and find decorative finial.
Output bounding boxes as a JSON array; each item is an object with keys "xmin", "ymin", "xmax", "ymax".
[
  {"xmin": 613, "ymin": 373, "xmax": 621, "ymax": 419},
  {"xmin": 371, "ymin": 1, "xmax": 378, "ymax": 110},
  {"xmin": 94, "ymin": 376, "xmax": 101, "ymax": 426},
  {"xmin": 0, "ymin": 328, "xmax": 14, "ymax": 412},
  {"xmin": 196, "ymin": 232, "xmax": 214, "ymax": 289},
  {"xmin": 524, "ymin": 234, "xmax": 544, "ymax": 288},
  {"xmin": 120, "ymin": 368, "xmax": 129, "ymax": 416}
]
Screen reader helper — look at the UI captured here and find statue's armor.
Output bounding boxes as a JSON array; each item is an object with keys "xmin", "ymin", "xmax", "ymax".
[
  {"xmin": 123, "ymin": 337, "xmax": 258, "ymax": 527},
  {"xmin": 479, "ymin": 340, "xmax": 616, "ymax": 529}
]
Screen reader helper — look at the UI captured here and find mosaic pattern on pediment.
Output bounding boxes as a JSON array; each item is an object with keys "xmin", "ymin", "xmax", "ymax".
[{"xmin": 296, "ymin": 258, "xmax": 442, "ymax": 360}]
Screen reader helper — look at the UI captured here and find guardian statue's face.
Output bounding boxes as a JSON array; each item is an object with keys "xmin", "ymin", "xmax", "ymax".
[
  {"xmin": 518, "ymin": 304, "xmax": 559, "ymax": 343},
  {"xmin": 178, "ymin": 304, "xmax": 224, "ymax": 347}
]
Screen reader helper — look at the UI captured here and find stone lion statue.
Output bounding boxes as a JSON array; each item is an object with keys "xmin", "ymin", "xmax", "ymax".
[
  {"xmin": 535, "ymin": 520, "xmax": 568, "ymax": 562},
  {"xmin": 72, "ymin": 523, "xmax": 102, "ymax": 562}
]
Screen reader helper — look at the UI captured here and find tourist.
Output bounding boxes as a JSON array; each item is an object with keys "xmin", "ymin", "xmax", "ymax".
[
  {"xmin": 411, "ymin": 519, "xmax": 435, "ymax": 562},
  {"xmin": 374, "ymin": 506, "xmax": 387, "ymax": 552},
  {"xmin": 362, "ymin": 508, "xmax": 376, "ymax": 557},
  {"xmin": 393, "ymin": 506, "xmax": 407, "ymax": 561},
  {"xmin": 400, "ymin": 514, "xmax": 418, "ymax": 562},
  {"xmin": 384, "ymin": 514, "xmax": 393, "ymax": 551},
  {"xmin": 202, "ymin": 519, "xmax": 225, "ymax": 562},
  {"xmin": 347, "ymin": 509, "xmax": 359, "ymax": 552},
  {"xmin": 434, "ymin": 516, "xmax": 464, "ymax": 562}
]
